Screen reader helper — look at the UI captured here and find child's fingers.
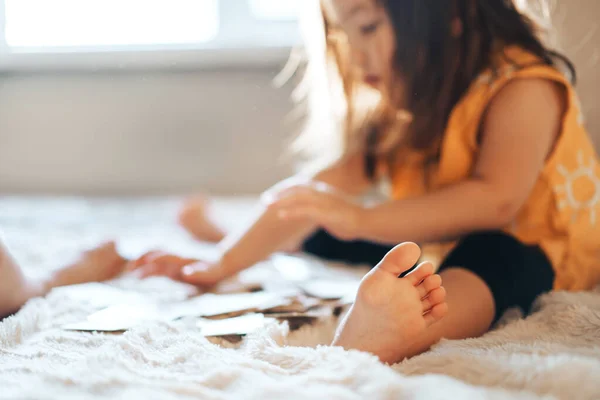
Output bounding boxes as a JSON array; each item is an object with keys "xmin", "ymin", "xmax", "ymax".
[
  {"xmin": 273, "ymin": 190, "xmax": 334, "ymax": 216},
  {"xmin": 270, "ymin": 183, "xmax": 338, "ymax": 208},
  {"xmin": 138, "ymin": 263, "xmax": 162, "ymax": 278},
  {"xmin": 267, "ymin": 191, "xmax": 312, "ymax": 210},
  {"xmin": 139, "ymin": 262, "xmax": 184, "ymax": 279},
  {"xmin": 127, "ymin": 250, "xmax": 163, "ymax": 271},
  {"xmin": 261, "ymin": 178, "xmax": 310, "ymax": 204},
  {"xmin": 264, "ymin": 180, "xmax": 346, "ymax": 209},
  {"xmin": 134, "ymin": 263, "xmax": 174, "ymax": 280},
  {"xmin": 130, "ymin": 253, "xmax": 194, "ymax": 273},
  {"xmin": 181, "ymin": 263, "xmax": 223, "ymax": 287}
]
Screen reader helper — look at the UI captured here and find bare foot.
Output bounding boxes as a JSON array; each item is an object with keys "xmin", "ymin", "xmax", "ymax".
[
  {"xmin": 178, "ymin": 196, "xmax": 225, "ymax": 243},
  {"xmin": 49, "ymin": 242, "xmax": 128, "ymax": 289},
  {"xmin": 332, "ymin": 242, "xmax": 448, "ymax": 364}
]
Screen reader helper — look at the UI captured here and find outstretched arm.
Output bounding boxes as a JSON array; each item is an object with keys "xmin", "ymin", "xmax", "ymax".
[{"xmin": 132, "ymin": 152, "xmax": 375, "ymax": 285}]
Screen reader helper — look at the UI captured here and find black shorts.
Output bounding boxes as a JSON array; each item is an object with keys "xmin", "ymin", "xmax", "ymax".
[{"xmin": 302, "ymin": 230, "xmax": 555, "ymax": 322}]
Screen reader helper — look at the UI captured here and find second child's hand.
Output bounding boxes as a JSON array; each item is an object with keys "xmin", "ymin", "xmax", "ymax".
[{"xmin": 128, "ymin": 251, "xmax": 228, "ymax": 288}]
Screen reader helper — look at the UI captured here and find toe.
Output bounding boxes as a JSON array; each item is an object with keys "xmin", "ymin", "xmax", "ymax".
[
  {"xmin": 376, "ymin": 242, "xmax": 422, "ymax": 277},
  {"xmin": 424, "ymin": 302, "xmax": 448, "ymax": 327},
  {"xmin": 417, "ymin": 274, "xmax": 442, "ymax": 299},
  {"xmin": 102, "ymin": 241, "xmax": 117, "ymax": 251},
  {"xmin": 405, "ymin": 262, "xmax": 434, "ymax": 286},
  {"xmin": 421, "ymin": 287, "xmax": 446, "ymax": 312}
]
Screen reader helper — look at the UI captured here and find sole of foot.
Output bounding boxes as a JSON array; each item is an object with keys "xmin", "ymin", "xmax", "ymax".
[{"xmin": 332, "ymin": 242, "xmax": 448, "ymax": 364}]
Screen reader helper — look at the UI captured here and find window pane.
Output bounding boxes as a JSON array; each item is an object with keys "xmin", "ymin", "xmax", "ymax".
[
  {"xmin": 249, "ymin": 0, "xmax": 301, "ymax": 20},
  {"xmin": 5, "ymin": 0, "xmax": 219, "ymax": 48}
]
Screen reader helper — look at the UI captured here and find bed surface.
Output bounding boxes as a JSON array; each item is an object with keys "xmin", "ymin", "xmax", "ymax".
[{"xmin": 1, "ymin": 196, "xmax": 599, "ymax": 400}]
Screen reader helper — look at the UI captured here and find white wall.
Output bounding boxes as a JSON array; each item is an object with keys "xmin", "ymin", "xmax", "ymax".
[
  {"xmin": 0, "ymin": 0, "xmax": 597, "ymax": 196},
  {"xmin": 0, "ymin": 68, "xmax": 297, "ymax": 195},
  {"xmin": 555, "ymin": 0, "xmax": 599, "ymax": 139}
]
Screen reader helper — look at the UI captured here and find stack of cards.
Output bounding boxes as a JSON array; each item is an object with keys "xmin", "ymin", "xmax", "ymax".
[
  {"xmin": 197, "ymin": 314, "xmax": 275, "ymax": 337},
  {"xmin": 54, "ymin": 282, "xmax": 151, "ymax": 309},
  {"xmin": 63, "ymin": 291, "xmax": 292, "ymax": 332},
  {"xmin": 61, "ymin": 256, "xmax": 362, "ymax": 339},
  {"xmin": 163, "ymin": 292, "xmax": 292, "ymax": 320},
  {"xmin": 299, "ymin": 280, "xmax": 359, "ymax": 302},
  {"xmin": 63, "ymin": 303, "xmax": 163, "ymax": 332}
]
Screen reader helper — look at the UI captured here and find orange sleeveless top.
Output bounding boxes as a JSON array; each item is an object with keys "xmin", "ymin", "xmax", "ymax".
[{"xmin": 389, "ymin": 46, "xmax": 600, "ymax": 291}]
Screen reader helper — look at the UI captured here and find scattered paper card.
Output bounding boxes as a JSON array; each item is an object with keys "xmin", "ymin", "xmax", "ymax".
[
  {"xmin": 271, "ymin": 254, "xmax": 314, "ymax": 282},
  {"xmin": 236, "ymin": 262, "xmax": 278, "ymax": 285},
  {"xmin": 62, "ymin": 303, "xmax": 162, "ymax": 332},
  {"xmin": 266, "ymin": 306, "xmax": 333, "ymax": 320},
  {"xmin": 216, "ymin": 279, "xmax": 263, "ymax": 294},
  {"xmin": 264, "ymin": 295, "xmax": 322, "ymax": 313},
  {"xmin": 338, "ymin": 292, "xmax": 356, "ymax": 306},
  {"xmin": 299, "ymin": 280, "xmax": 360, "ymax": 300},
  {"xmin": 164, "ymin": 292, "xmax": 292, "ymax": 320},
  {"xmin": 214, "ymin": 262, "xmax": 278, "ymax": 293},
  {"xmin": 197, "ymin": 314, "xmax": 276, "ymax": 337},
  {"xmin": 54, "ymin": 282, "xmax": 151, "ymax": 309}
]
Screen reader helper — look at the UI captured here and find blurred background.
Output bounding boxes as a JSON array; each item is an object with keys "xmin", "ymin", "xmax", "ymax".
[{"xmin": 0, "ymin": 0, "xmax": 597, "ymax": 196}]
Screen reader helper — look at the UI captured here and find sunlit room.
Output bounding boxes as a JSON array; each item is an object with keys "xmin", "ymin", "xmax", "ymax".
[{"xmin": 1, "ymin": 0, "xmax": 599, "ymax": 398}]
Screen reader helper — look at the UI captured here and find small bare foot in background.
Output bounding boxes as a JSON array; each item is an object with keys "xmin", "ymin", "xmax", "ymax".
[
  {"xmin": 332, "ymin": 242, "xmax": 448, "ymax": 364},
  {"xmin": 50, "ymin": 242, "xmax": 128, "ymax": 288},
  {"xmin": 178, "ymin": 196, "xmax": 226, "ymax": 243}
]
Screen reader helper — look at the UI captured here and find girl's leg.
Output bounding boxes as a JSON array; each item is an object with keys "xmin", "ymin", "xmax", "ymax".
[
  {"xmin": 404, "ymin": 231, "xmax": 554, "ymax": 356},
  {"xmin": 334, "ymin": 232, "xmax": 555, "ymax": 363}
]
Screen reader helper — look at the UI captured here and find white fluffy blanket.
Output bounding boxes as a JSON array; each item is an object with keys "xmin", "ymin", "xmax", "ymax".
[{"xmin": 1, "ymin": 197, "xmax": 599, "ymax": 400}]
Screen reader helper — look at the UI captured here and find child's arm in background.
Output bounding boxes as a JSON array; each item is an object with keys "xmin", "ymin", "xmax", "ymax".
[{"xmin": 277, "ymin": 79, "xmax": 565, "ymax": 245}]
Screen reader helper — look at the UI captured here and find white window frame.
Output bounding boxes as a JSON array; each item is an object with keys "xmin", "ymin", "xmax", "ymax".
[{"xmin": 0, "ymin": 0, "xmax": 300, "ymax": 71}]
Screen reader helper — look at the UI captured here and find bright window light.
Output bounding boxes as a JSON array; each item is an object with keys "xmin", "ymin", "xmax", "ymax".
[
  {"xmin": 5, "ymin": 0, "xmax": 219, "ymax": 48},
  {"xmin": 249, "ymin": 0, "xmax": 301, "ymax": 20}
]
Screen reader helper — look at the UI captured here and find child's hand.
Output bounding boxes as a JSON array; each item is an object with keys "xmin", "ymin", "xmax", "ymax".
[
  {"xmin": 128, "ymin": 251, "xmax": 194, "ymax": 279},
  {"xmin": 265, "ymin": 180, "xmax": 366, "ymax": 241},
  {"xmin": 128, "ymin": 251, "xmax": 227, "ymax": 287},
  {"xmin": 178, "ymin": 262, "xmax": 230, "ymax": 287}
]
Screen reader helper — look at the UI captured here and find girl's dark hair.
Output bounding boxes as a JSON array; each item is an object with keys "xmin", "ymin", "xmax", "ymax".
[
  {"xmin": 380, "ymin": 0, "xmax": 575, "ymax": 153},
  {"xmin": 295, "ymin": 0, "xmax": 575, "ymax": 177}
]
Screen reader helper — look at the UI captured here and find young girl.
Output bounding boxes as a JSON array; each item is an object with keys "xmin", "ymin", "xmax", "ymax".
[{"xmin": 131, "ymin": 0, "xmax": 600, "ymax": 364}]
